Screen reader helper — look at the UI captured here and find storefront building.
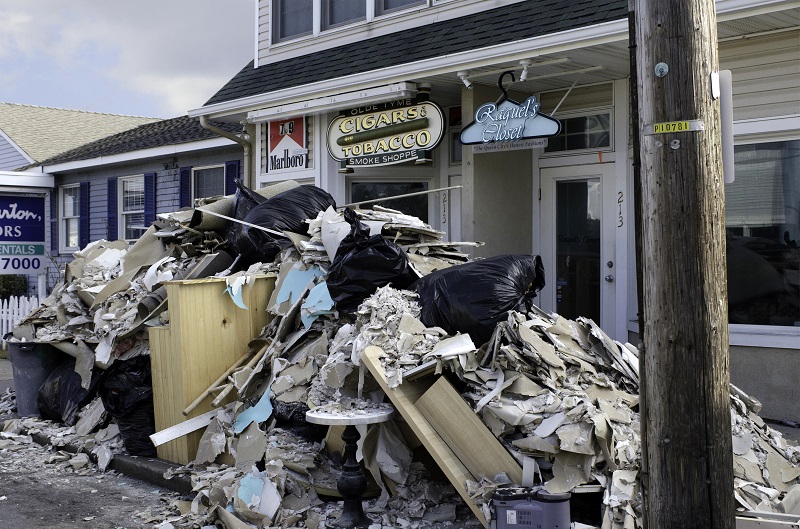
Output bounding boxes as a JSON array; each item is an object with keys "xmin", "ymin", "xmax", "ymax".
[{"xmin": 189, "ymin": 0, "xmax": 799, "ymax": 427}]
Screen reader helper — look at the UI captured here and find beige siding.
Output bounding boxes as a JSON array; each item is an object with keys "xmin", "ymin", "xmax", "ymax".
[
  {"xmin": 721, "ymin": 30, "xmax": 800, "ymax": 121},
  {"xmin": 306, "ymin": 115, "xmax": 314, "ymax": 169},
  {"xmin": 260, "ymin": 122, "xmax": 268, "ymax": 174},
  {"xmin": 538, "ymin": 82, "xmax": 614, "ymax": 115}
]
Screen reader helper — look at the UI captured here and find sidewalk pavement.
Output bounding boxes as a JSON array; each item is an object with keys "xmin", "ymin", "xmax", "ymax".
[{"xmin": 0, "ymin": 356, "xmax": 192, "ymax": 495}]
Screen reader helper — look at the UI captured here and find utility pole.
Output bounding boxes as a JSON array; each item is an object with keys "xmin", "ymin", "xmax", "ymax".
[{"xmin": 631, "ymin": 0, "xmax": 734, "ymax": 527}]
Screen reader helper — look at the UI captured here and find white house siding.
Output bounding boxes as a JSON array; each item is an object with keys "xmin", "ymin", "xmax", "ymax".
[
  {"xmin": 0, "ymin": 137, "xmax": 29, "ymax": 171},
  {"xmin": 538, "ymin": 82, "xmax": 614, "ymax": 116},
  {"xmin": 257, "ymin": 0, "xmax": 270, "ymax": 65},
  {"xmin": 721, "ymin": 30, "xmax": 800, "ymax": 121}
]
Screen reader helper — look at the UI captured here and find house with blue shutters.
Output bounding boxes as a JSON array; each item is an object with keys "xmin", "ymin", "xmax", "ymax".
[{"xmin": 30, "ymin": 115, "xmax": 245, "ymax": 282}]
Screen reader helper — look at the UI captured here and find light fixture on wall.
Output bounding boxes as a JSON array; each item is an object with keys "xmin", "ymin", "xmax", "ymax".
[
  {"xmin": 457, "ymin": 71, "xmax": 472, "ymax": 90},
  {"xmin": 519, "ymin": 59, "xmax": 531, "ymax": 82}
]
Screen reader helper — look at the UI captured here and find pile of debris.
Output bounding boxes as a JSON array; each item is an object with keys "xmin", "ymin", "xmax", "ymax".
[{"xmin": 5, "ymin": 180, "xmax": 798, "ymax": 529}]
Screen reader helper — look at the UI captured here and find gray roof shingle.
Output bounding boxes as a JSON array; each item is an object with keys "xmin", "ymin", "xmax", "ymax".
[
  {"xmin": 35, "ymin": 115, "xmax": 241, "ymax": 168},
  {"xmin": 205, "ymin": 0, "xmax": 627, "ymax": 107}
]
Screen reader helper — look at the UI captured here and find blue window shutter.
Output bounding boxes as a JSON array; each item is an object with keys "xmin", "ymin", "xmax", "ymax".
[
  {"xmin": 50, "ymin": 190, "xmax": 58, "ymax": 253},
  {"xmin": 144, "ymin": 172, "xmax": 156, "ymax": 227},
  {"xmin": 179, "ymin": 166, "xmax": 192, "ymax": 208},
  {"xmin": 224, "ymin": 160, "xmax": 240, "ymax": 195},
  {"xmin": 79, "ymin": 181, "xmax": 90, "ymax": 249},
  {"xmin": 107, "ymin": 177, "xmax": 118, "ymax": 240}
]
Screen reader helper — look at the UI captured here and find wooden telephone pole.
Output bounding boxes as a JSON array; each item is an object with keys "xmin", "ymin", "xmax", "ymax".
[{"xmin": 631, "ymin": 0, "xmax": 734, "ymax": 527}]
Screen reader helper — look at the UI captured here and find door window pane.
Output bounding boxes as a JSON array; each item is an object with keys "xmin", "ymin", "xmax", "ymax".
[
  {"xmin": 274, "ymin": 0, "xmax": 313, "ymax": 41},
  {"xmin": 350, "ymin": 182, "xmax": 428, "ymax": 223},
  {"xmin": 726, "ymin": 140, "xmax": 800, "ymax": 326},
  {"xmin": 556, "ymin": 179, "xmax": 601, "ymax": 322},
  {"xmin": 325, "ymin": 0, "xmax": 366, "ymax": 28}
]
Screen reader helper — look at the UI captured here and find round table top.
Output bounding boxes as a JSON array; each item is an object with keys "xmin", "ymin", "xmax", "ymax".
[{"xmin": 305, "ymin": 402, "xmax": 394, "ymax": 426}]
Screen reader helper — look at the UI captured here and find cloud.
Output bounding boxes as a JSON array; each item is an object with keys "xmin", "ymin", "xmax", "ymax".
[{"xmin": 0, "ymin": 0, "xmax": 253, "ymax": 117}]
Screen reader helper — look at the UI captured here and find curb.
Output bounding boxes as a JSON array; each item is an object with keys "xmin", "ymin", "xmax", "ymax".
[{"xmin": 4, "ymin": 418, "xmax": 193, "ymax": 495}]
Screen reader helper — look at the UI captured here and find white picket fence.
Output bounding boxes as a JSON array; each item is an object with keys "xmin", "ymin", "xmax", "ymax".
[{"xmin": 0, "ymin": 296, "xmax": 40, "ymax": 349}]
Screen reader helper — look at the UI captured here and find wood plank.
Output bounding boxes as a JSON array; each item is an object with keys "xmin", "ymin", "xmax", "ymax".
[
  {"xmin": 415, "ymin": 376, "xmax": 523, "ymax": 486},
  {"xmin": 361, "ymin": 346, "xmax": 488, "ymax": 528},
  {"xmin": 149, "ymin": 275, "xmax": 275, "ymax": 464}
]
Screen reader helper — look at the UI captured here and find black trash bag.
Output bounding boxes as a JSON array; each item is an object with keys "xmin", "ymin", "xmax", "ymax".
[
  {"xmin": 225, "ymin": 179, "xmax": 267, "ymax": 244},
  {"xmin": 326, "ymin": 208, "xmax": 419, "ymax": 314},
  {"xmin": 98, "ymin": 356, "xmax": 156, "ymax": 457},
  {"xmin": 37, "ymin": 358, "xmax": 102, "ymax": 426},
  {"xmin": 412, "ymin": 254, "xmax": 546, "ymax": 346},
  {"xmin": 232, "ymin": 185, "xmax": 336, "ymax": 266},
  {"xmin": 272, "ymin": 400, "xmax": 327, "ymax": 443}
]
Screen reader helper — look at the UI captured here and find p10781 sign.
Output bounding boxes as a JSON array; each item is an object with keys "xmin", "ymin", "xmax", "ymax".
[{"xmin": 0, "ymin": 195, "xmax": 46, "ymax": 274}]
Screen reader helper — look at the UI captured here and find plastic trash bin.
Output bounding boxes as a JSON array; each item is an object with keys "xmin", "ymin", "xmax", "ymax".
[{"xmin": 7, "ymin": 341, "xmax": 63, "ymax": 417}]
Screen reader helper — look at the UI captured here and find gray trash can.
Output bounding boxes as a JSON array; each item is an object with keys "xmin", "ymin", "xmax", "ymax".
[{"xmin": 7, "ymin": 341, "xmax": 63, "ymax": 417}]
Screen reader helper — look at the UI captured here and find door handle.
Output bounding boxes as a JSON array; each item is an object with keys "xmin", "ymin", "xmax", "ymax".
[{"xmin": 605, "ymin": 274, "xmax": 614, "ymax": 282}]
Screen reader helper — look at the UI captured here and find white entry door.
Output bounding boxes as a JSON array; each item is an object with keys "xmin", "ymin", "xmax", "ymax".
[{"xmin": 540, "ymin": 164, "xmax": 617, "ymax": 333}]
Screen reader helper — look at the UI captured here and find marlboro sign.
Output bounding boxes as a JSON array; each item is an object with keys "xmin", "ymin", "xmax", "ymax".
[
  {"xmin": 268, "ymin": 116, "xmax": 308, "ymax": 173},
  {"xmin": 326, "ymin": 98, "xmax": 445, "ymax": 168}
]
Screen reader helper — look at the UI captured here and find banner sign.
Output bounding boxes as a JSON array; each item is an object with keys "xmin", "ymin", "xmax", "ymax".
[
  {"xmin": 460, "ymin": 95, "xmax": 560, "ymax": 145},
  {"xmin": 0, "ymin": 194, "xmax": 46, "ymax": 274},
  {"xmin": 327, "ymin": 98, "xmax": 445, "ymax": 168},
  {"xmin": 268, "ymin": 116, "xmax": 308, "ymax": 173}
]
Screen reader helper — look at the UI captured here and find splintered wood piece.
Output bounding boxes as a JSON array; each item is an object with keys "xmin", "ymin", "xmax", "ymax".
[
  {"xmin": 415, "ymin": 376, "xmax": 523, "ymax": 486},
  {"xmin": 361, "ymin": 346, "xmax": 487, "ymax": 528}
]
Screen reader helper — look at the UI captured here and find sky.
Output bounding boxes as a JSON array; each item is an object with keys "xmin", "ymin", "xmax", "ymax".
[{"xmin": 0, "ymin": 0, "xmax": 254, "ymax": 119}]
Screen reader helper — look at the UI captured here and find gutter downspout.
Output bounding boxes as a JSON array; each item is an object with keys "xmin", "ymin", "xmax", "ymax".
[{"xmin": 198, "ymin": 115, "xmax": 252, "ymax": 188}]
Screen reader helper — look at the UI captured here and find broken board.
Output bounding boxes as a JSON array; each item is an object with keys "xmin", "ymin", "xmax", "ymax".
[
  {"xmin": 149, "ymin": 275, "xmax": 275, "ymax": 464},
  {"xmin": 362, "ymin": 345, "xmax": 489, "ymax": 528},
  {"xmin": 415, "ymin": 376, "xmax": 523, "ymax": 485}
]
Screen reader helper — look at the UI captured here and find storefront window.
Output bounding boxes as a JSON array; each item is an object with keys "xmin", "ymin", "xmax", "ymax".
[
  {"xmin": 350, "ymin": 181, "xmax": 429, "ymax": 223},
  {"xmin": 120, "ymin": 176, "xmax": 145, "ymax": 242},
  {"xmin": 545, "ymin": 113, "xmax": 611, "ymax": 153},
  {"xmin": 273, "ymin": 0, "xmax": 313, "ymax": 42},
  {"xmin": 726, "ymin": 139, "xmax": 799, "ymax": 326}
]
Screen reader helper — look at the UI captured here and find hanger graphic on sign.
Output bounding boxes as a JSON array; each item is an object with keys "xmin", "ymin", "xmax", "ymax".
[{"xmin": 459, "ymin": 70, "xmax": 561, "ymax": 145}]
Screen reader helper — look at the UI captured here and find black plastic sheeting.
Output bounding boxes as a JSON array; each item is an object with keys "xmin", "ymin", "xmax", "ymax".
[
  {"xmin": 37, "ymin": 358, "xmax": 102, "ymax": 426},
  {"xmin": 97, "ymin": 356, "xmax": 157, "ymax": 457},
  {"xmin": 225, "ymin": 178, "xmax": 267, "ymax": 244},
  {"xmin": 326, "ymin": 208, "xmax": 418, "ymax": 314},
  {"xmin": 413, "ymin": 254, "xmax": 546, "ymax": 346},
  {"xmin": 231, "ymin": 185, "xmax": 336, "ymax": 266},
  {"xmin": 272, "ymin": 400, "xmax": 327, "ymax": 443}
]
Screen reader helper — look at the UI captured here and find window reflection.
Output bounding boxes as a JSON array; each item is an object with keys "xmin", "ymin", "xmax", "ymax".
[{"xmin": 726, "ymin": 140, "xmax": 799, "ymax": 326}]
